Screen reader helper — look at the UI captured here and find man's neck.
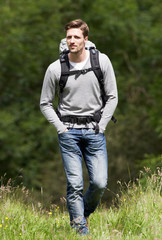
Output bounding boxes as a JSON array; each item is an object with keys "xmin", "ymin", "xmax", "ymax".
[{"xmin": 68, "ymin": 49, "xmax": 87, "ymax": 63}]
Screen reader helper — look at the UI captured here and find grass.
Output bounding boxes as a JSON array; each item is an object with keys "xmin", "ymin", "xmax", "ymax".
[{"xmin": 0, "ymin": 168, "xmax": 161, "ymax": 240}]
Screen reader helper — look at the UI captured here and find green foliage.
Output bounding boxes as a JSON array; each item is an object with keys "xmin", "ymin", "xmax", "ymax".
[
  {"xmin": 136, "ymin": 154, "xmax": 162, "ymax": 176},
  {"xmin": 0, "ymin": 170, "xmax": 161, "ymax": 239}
]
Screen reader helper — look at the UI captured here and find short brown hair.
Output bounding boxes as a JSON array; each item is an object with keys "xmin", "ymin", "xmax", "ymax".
[{"xmin": 65, "ymin": 19, "xmax": 89, "ymax": 38}]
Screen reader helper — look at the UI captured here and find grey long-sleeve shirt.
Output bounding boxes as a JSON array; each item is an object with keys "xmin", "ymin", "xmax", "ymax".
[{"xmin": 40, "ymin": 51, "xmax": 118, "ymax": 134}]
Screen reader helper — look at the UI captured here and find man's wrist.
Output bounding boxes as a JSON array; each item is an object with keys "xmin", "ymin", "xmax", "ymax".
[{"xmin": 64, "ymin": 128, "xmax": 69, "ymax": 132}]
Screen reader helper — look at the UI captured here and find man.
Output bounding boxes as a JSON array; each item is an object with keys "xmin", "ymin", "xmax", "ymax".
[{"xmin": 40, "ymin": 19, "xmax": 118, "ymax": 235}]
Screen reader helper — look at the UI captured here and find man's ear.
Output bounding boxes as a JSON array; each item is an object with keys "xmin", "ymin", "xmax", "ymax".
[{"xmin": 84, "ymin": 36, "xmax": 88, "ymax": 43}]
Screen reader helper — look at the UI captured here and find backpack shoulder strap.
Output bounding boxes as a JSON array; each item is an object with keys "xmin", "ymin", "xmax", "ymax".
[
  {"xmin": 90, "ymin": 48, "xmax": 117, "ymax": 123},
  {"xmin": 90, "ymin": 48, "xmax": 108, "ymax": 105},
  {"xmin": 90, "ymin": 48, "xmax": 103, "ymax": 82},
  {"xmin": 59, "ymin": 50, "xmax": 70, "ymax": 93}
]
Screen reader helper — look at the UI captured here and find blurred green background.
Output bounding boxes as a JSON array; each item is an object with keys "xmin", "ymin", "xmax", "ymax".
[{"xmin": 0, "ymin": 0, "xmax": 161, "ymax": 205}]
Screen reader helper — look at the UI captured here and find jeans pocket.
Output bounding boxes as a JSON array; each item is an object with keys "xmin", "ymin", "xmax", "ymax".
[
  {"xmin": 87, "ymin": 128, "xmax": 96, "ymax": 133},
  {"xmin": 58, "ymin": 130, "xmax": 69, "ymax": 137}
]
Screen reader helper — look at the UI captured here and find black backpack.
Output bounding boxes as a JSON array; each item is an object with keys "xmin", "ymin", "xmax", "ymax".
[{"xmin": 58, "ymin": 47, "xmax": 117, "ymax": 124}]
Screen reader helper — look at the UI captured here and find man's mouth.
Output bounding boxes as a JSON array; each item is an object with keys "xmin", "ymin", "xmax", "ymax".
[{"xmin": 70, "ymin": 45, "xmax": 77, "ymax": 48}]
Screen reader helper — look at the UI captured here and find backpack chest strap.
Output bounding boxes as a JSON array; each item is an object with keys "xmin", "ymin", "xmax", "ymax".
[{"xmin": 61, "ymin": 67, "xmax": 94, "ymax": 76}]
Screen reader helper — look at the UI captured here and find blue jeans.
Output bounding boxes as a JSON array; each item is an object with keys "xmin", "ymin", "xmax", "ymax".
[{"xmin": 58, "ymin": 128, "xmax": 108, "ymax": 227}]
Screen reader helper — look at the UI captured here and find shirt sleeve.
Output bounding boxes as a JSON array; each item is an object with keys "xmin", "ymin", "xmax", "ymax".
[
  {"xmin": 98, "ymin": 53, "xmax": 118, "ymax": 133},
  {"xmin": 40, "ymin": 63, "xmax": 67, "ymax": 134}
]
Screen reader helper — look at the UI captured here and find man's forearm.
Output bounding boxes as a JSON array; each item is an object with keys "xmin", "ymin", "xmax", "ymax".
[{"xmin": 40, "ymin": 102, "xmax": 67, "ymax": 134}]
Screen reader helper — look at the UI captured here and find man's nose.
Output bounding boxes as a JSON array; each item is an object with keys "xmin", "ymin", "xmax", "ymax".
[{"xmin": 70, "ymin": 37, "xmax": 75, "ymax": 43}]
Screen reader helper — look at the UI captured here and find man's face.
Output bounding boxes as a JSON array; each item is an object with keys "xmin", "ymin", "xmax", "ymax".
[{"xmin": 66, "ymin": 28, "xmax": 88, "ymax": 54}]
